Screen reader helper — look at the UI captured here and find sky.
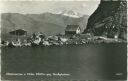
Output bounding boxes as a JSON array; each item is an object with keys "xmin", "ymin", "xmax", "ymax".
[{"xmin": 0, "ymin": 1, "xmax": 100, "ymax": 15}]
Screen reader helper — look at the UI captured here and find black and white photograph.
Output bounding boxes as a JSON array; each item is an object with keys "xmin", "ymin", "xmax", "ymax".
[{"xmin": 0, "ymin": 0, "xmax": 127, "ymax": 81}]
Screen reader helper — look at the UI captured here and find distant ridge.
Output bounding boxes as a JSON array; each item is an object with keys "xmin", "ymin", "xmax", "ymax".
[{"xmin": 1, "ymin": 11, "xmax": 89, "ymax": 37}]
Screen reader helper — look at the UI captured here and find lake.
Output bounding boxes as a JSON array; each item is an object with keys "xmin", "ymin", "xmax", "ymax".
[{"xmin": 1, "ymin": 43, "xmax": 127, "ymax": 80}]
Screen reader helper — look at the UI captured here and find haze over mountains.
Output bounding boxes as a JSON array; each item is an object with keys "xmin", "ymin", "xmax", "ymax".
[{"xmin": 1, "ymin": 10, "xmax": 89, "ymax": 36}]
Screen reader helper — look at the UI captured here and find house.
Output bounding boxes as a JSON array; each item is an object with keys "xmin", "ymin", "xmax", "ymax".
[{"xmin": 65, "ymin": 25, "xmax": 81, "ymax": 35}]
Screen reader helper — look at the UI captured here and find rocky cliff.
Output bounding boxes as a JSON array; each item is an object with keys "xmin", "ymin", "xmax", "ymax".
[{"xmin": 83, "ymin": 0, "xmax": 127, "ymax": 40}]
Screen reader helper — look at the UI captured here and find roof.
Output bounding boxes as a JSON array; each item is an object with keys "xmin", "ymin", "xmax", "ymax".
[
  {"xmin": 65, "ymin": 25, "xmax": 80, "ymax": 31},
  {"xmin": 9, "ymin": 29, "xmax": 27, "ymax": 35}
]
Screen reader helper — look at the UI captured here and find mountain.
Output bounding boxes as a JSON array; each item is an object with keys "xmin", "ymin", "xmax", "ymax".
[
  {"xmin": 83, "ymin": 0, "xmax": 127, "ymax": 40},
  {"xmin": 56, "ymin": 10, "xmax": 83, "ymax": 18},
  {"xmin": 1, "ymin": 11, "xmax": 89, "ymax": 37}
]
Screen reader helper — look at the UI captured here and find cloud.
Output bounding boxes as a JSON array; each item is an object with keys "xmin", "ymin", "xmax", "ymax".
[
  {"xmin": 82, "ymin": 4, "xmax": 87, "ymax": 8},
  {"xmin": 0, "ymin": 1, "xmax": 100, "ymax": 15}
]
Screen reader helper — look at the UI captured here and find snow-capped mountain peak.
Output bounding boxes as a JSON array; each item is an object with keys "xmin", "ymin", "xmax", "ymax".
[{"xmin": 56, "ymin": 10, "xmax": 81, "ymax": 18}]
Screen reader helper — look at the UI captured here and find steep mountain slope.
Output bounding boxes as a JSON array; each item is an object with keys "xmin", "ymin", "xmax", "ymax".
[
  {"xmin": 83, "ymin": 0, "xmax": 127, "ymax": 40},
  {"xmin": 1, "ymin": 11, "xmax": 89, "ymax": 36}
]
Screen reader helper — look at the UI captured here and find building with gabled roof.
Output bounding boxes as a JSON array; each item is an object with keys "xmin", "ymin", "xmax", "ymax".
[{"xmin": 65, "ymin": 25, "xmax": 81, "ymax": 35}]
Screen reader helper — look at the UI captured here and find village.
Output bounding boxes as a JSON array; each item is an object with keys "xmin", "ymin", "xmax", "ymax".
[{"xmin": 1, "ymin": 25, "xmax": 126, "ymax": 47}]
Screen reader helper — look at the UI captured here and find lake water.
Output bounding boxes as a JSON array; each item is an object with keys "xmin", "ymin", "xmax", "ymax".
[{"xmin": 1, "ymin": 43, "xmax": 127, "ymax": 80}]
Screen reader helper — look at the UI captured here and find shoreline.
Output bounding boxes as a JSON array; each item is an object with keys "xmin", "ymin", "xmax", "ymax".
[{"xmin": 1, "ymin": 41, "xmax": 127, "ymax": 48}]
